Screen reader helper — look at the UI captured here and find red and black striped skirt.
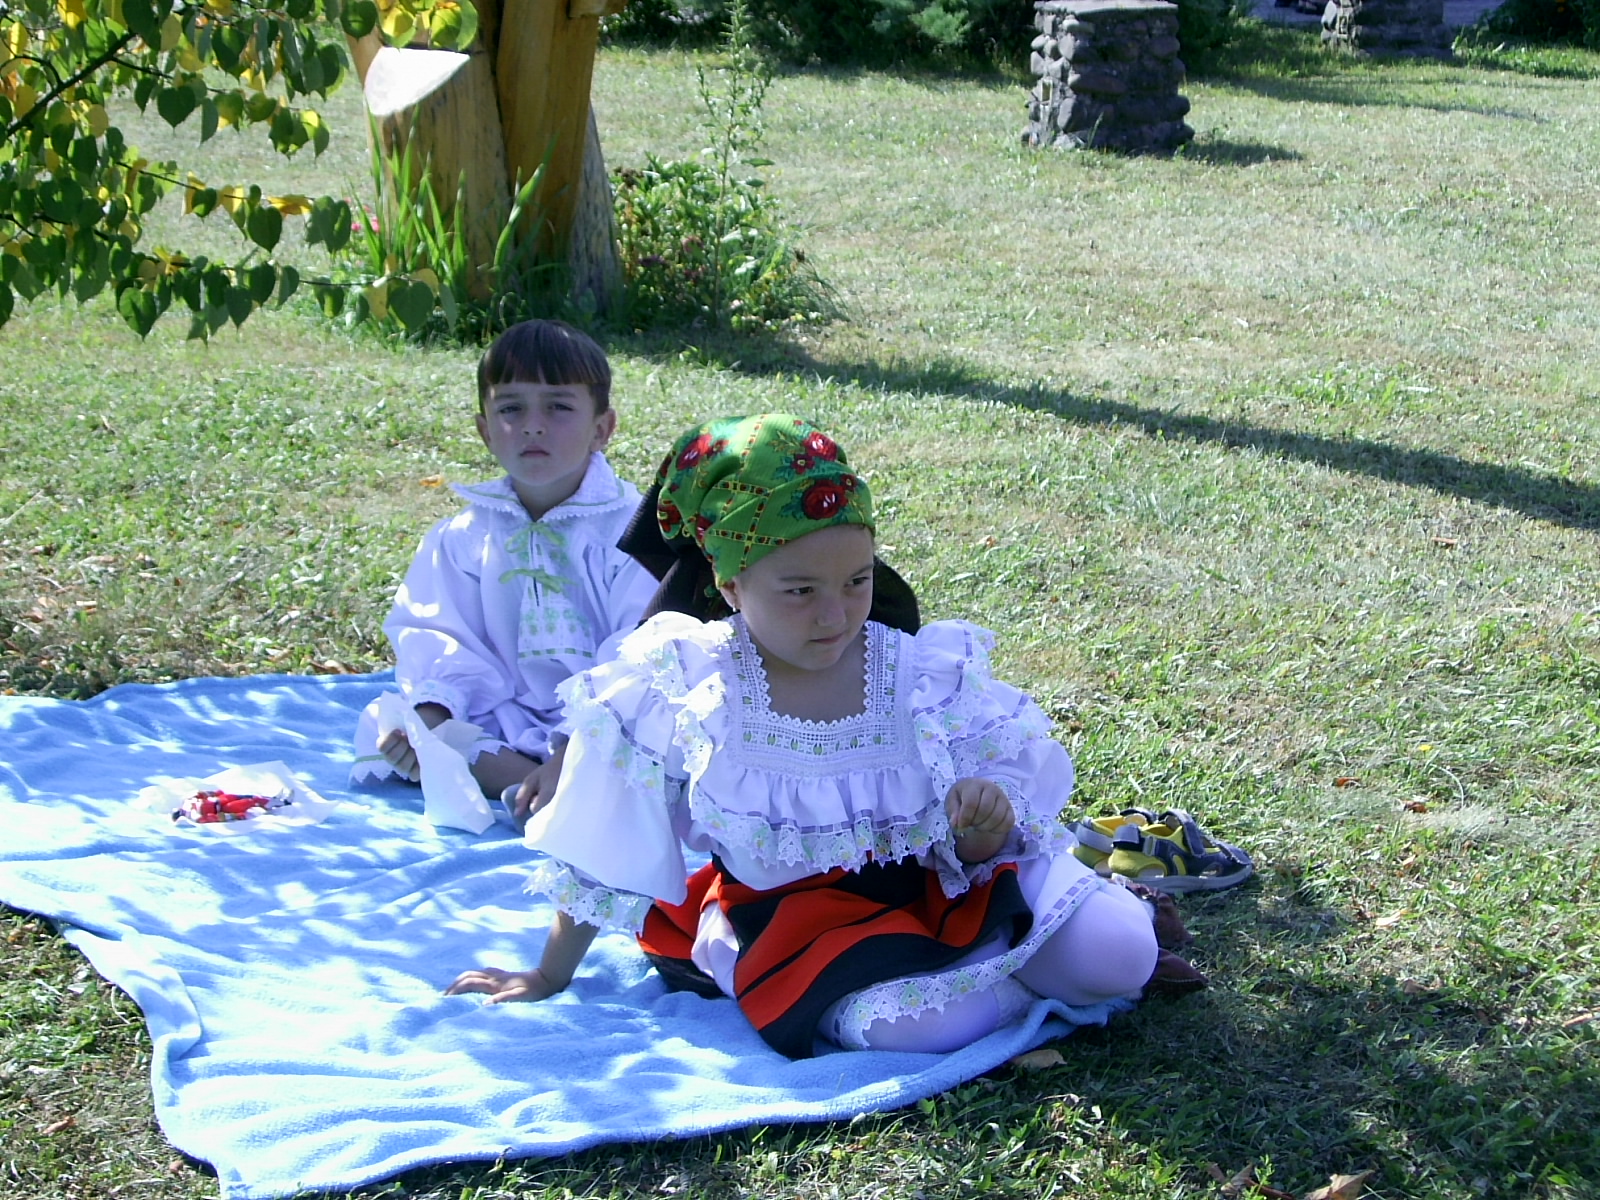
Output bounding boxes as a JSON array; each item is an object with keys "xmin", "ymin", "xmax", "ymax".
[{"xmin": 638, "ymin": 856, "xmax": 1033, "ymax": 1058}]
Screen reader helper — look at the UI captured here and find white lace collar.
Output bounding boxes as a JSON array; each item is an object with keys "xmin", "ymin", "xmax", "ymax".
[{"xmin": 448, "ymin": 453, "xmax": 635, "ymax": 522}]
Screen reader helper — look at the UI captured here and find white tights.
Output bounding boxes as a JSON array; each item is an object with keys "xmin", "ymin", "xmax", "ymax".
[{"xmin": 853, "ymin": 885, "xmax": 1159, "ymax": 1053}]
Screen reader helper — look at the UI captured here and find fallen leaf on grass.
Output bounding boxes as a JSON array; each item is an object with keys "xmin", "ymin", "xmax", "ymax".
[
  {"xmin": 420, "ymin": 474, "xmax": 445, "ymax": 487},
  {"xmin": 1432, "ymin": 536, "xmax": 1458, "ymax": 548},
  {"xmin": 1371, "ymin": 912, "xmax": 1408, "ymax": 929},
  {"xmin": 1304, "ymin": 1170, "xmax": 1374, "ymax": 1200},
  {"xmin": 1333, "ymin": 776, "xmax": 1359, "ymax": 788},
  {"xmin": 1402, "ymin": 800, "xmax": 1430, "ymax": 813},
  {"xmin": 42, "ymin": 1116, "xmax": 76, "ymax": 1135},
  {"xmin": 1400, "ymin": 978, "xmax": 1431, "ymax": 996},
  {"xmin": 1009, "ymin": 1048, "xmax": 1063, "ymax": 1070},
  {"xmin": 1562, "ymin": 1011, "xmax": 1595, "ymax": 1028}
]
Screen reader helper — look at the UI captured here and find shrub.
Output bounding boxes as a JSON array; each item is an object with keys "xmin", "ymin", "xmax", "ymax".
[
  {"xmin": 611, "ymin": 0, "xmax": 836, "ymax": 331},
  {"xmin": 1465, "ymin": 0, "xmax": 1600, "ymax": 47}
]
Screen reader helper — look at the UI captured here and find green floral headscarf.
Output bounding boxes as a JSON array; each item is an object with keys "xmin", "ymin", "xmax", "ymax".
[{"xmin": 655, "ymin": 413, "xmax": 875, "ymax": 586}]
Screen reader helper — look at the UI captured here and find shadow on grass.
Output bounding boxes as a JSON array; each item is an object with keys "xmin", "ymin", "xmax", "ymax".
[
  {"xmin": 1176, "ymin": 136, "xmax": 1306, "ymax": 165},
  {"xmin": 673, "ymin": 343, "xmax": 1600, "ymax": 532}
]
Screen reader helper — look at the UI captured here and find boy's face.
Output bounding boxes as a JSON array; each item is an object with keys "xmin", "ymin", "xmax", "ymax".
[{"xmin": 476, "ymin": 379, "xmax": 616, "ymax": 518}]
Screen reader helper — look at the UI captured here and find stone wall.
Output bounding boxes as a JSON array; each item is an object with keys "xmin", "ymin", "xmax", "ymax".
[
  {"xmin": 1024, "ymin": 0, "xmax": 1193, "ymax": 155},
  {"xmin": 1320, "ymin": 0, "xmax": 1453, "ymax": 55}
]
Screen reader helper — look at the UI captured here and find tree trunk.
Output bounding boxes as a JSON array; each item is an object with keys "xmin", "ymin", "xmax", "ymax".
[
  {"xmin": 568, "ymin": 105, "xmax": 622, "ymax": 317},
  {"xmin": 362, "ymin": 46, "xmax": 513, "ymax": 301}
]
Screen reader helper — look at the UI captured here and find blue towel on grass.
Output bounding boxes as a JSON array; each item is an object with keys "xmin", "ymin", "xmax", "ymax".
[{"xmin": 0, "ymin": 672, "xmax": 1129, "ymax": 1200}]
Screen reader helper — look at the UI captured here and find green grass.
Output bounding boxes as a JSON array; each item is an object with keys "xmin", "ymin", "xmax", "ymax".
[{"xmin": 3, "ymin": 20, "xmax": 1599, "ymax": 1200}]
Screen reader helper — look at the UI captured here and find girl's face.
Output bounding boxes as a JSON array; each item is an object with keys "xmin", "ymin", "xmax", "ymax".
[{"xmin": 719, "ymin": 525, "xmax": 875, "ymax": 675}]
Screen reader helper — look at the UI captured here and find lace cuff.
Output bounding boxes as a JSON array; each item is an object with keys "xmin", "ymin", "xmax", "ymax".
[
  {"xmin": 406, "ymin": 678, "xmax": 469, "ymax": 719},
  {"xmin": 524, "ymin": 858, "xmax": 654, "ymax": 934}
]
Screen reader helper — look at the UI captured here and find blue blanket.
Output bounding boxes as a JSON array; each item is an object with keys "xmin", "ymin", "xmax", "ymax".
[{"xmin": 0, "ymin": 673, "xmax": 1127, "ymax": 1200}]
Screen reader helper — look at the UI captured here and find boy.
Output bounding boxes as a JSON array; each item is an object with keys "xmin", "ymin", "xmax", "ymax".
[{"xmin": 351, "ymin": 320, "xmax": 656, "ymax": 822}]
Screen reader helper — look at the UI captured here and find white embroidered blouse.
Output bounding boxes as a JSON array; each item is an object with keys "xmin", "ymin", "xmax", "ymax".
[
  {"xmin": 524, "ymin": 612, "xmax": 1077, "ymax": 931},
  {"xmin": 383, "ymin": 452, "xmax": 658, "ymax": 761}
]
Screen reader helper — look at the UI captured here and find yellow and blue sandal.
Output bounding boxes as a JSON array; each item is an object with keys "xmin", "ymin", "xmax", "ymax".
[{"xmin": 1070, "ymin": 807, "xmax": 1254, "ymax": 893}]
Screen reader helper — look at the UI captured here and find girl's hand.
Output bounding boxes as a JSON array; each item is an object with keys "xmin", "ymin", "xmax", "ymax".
[
  {"xmin": 445, "ymin": 966, "xmax": 563, "ymax": 1004},
  {"xmin": 509, "ymin": 743, "xmax": 568, "ymax": 824},
  {"xmin": 945, "ymin": 777, "xmax": 1016, "ymax": 863}
]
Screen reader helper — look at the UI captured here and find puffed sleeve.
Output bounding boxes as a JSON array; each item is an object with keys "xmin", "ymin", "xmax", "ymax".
[
  {"xmin": 521, "ymin": 613, "xmax": 719, "ymax": 931},
  {"xmin": 386, "ymin": 512, "xmax": 516, "ymax": 721},
  {"xmin": 909, "ymin": 621, "xmax": 1076, "ymax": 888}
]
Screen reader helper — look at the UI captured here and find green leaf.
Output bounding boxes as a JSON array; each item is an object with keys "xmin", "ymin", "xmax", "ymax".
[
  {"xmin": 245, "ymin": 263, "xmax": 276, "ymax": 303},
  {"xmin": 204, "ymin": 267, "xmax": 229, "ymax": 308},
  {"xmin": 388, "ymin": 279, "xmax": 436, "ymax": 331},
  {"xmin": 212, "ymin": 24, "xmax": 248, "ymax": 72},
  {"xmin": 0, "ymin": 283, "xmax": 13, "ymax": 329},
  {"xmin": 9, "ymin": 261, "xmax": 44, "ymax": 301},
  {"xmin": 200, "ymin": 98, "xmax": 219, "ymax": 144},
  {"xmin": 245, "ymin": 204, "xmax": 283, "ymax": 251},
  {"xmin": 275, "ymin": 264, "xmax": 300, "ymax": 306},
  {"xmin": 341, "ymin": 0, "xmax": 378, "ymax": 37},
  {"xmin": 314, "ymin": 282, "xmax": 346, "ymax": 318},
  {"xmin": 226, "ymin": 286, "xmax": 254, "ymax": 327},
  {"xmin": 176, "ymin": 268, "xmax": 204, "ymax": 311},
  {"xmin": 191, "ymin": 187, "xmax": 220, "ymax": 218},
  {"xmin": 156, "ymin": 87, "xmax": 198, "ymax": 129},
  {"xmin": 122, "ymin": 0, "xmax": 162, "ymax": 43},
  {"xmin": 133, "ymin": 74, "xmax": 159, "ymax": 113},
  {"xmin": 116, "ymin": 285, "xmax": 158, "ymax": 338},
  {"xmin": 72, "ymin": 262, "xmax": 109, "ymax": 304},
  {"xmin": 286, "ymin": 0, "xmax": 315, "ymax": 19},
  {"xmin": 214, "ymin": 91, "xmax": 245, "ymax": 128},
  {"xmin": 206, "ymin": 302, "xmax": 230, "ymax": 335},
  {"xmin": 317, "ymin": 44, "xmax": 345, "ymax": 93},
  {"xmin": 245, "ymin": 93, "xmax": 279, "ymax": 124}
]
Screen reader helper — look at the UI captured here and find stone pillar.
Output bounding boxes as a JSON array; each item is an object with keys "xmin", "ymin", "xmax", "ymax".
[
  {"xmin": 1024, "ymin": 0, "xmax": 1192, "ymax": 155},
  {"xmin": 1320, "ymin": 0, "xmax": 1452, "ymax": 55}
]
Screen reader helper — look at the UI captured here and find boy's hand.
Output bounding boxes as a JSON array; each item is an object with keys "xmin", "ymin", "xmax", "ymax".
[
  {"xmin": 445, "ymin": 966, "xmax": 563, "ymax": 1004},
  {"xmin": 509, "ymin": 743, "xmax": 568, "ymax": 824},
  {"xmin": 945, "ymin": 777, "xmax": 1015, "ymax": 864},
  {"xmin": 377, "ymin": 728, "xmax": 420, "ymax": 781},
  {"xmin": 377, "ymin": 702, "xmax": 452, "ymax": 782}
]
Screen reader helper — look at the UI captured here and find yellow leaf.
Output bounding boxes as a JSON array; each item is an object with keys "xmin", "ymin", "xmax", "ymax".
[
  {"xmin": 118, "ymin": 218, "xmax": 140, "ymax": 239},
  {"xmin": 45, "ymin": 147, "xmax": 60, "ymax": 172},
  {"xmin": 217, "ymin": 186, "xmax": 248, "ymax": 215},
  {"xmin": 85, "ymin": 103, "xmax": 109, "ymax": 136},
  {"xmin": 1303, "ymin": 1170, "xmax": 1375, "ymax": 1200},
  {"xmin": 105, "ymin": 0, "xmax": 124, "ymax": 26},
  {"xmin": 1008, "ymin": 1048, "xmax": 1064, "ymax": 1071},
  {"xmin": 379, "ymin": 6, "xmax": 415, "ymax": 44},
  {"xmin": 204, "ymin": 0, "xmax": 235, "ymax": 14},
  {"xmin": 365, "ymin": 279, "xmax": 391, "ymax": 321},
  {"xmin": 7, "ymin": 23, "xmax": 31, "ymax": 58},
  {"xmin": 419, "ymin": 474, "xmax": 445, "ymax": 487},
  {"xmin": 412, "ymin": 266, "xmax": 440, "ymax": 291},
  {"xmin": 178, "ymin": 40, "xmax": 203, "ymax": 72},
  {"xmin": 136, "ymin": 258, "xmax": 160, "ymax": 282},
  {"xmin": 12, "ymin": 82, "xmax": 36, "ymax": 119},
  {"xmin": 58, "ymin": 0, "xmax": 88, "ymax": 30},
  {"xmin": 301, "ymin": 109, "xmax": 323, "ymax": 133},
  {"xmin": 159, "ymin": 12, "xmax": 182, "ymax": 51},
  {"xmin": 267, "ymin": 194, "xmax": 313, "ymax": 216}
]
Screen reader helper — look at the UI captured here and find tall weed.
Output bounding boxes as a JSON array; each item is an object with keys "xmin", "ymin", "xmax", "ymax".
[{"xmin": 612, "ymin": 0, "xmax": 835, "ymax": 331}]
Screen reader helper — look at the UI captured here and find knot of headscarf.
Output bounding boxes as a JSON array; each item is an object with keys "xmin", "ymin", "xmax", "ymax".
[{"xmin": 654, "ymin": 413, "xmax": 874, "ymax": 587}]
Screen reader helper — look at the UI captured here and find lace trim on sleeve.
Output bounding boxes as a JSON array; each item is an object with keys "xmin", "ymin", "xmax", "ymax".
[{"xmin": 524, "ymin": 858, "xmax": 654, "ymax": 934}]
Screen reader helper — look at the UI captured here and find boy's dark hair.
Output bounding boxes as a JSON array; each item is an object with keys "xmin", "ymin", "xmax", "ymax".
[{"xmin": 476, "ymin": 320, "xmax": 612, "ymax": 413}]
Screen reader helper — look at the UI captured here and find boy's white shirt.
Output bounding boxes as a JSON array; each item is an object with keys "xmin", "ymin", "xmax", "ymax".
[{"xmin": 369, "ymin": 451, "xmax": 656, "ymax": 773}]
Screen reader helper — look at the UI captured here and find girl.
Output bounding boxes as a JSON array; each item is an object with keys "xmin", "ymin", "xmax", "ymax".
[{"xmin": 448, "ymin": 414, "xmax": 1197, "ymax": 1056}]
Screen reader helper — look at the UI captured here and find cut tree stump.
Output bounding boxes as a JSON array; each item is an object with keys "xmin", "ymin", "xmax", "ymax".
[{"xmin": 347, "ymin": 0, "xmax": 628, "ymax": 311}]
